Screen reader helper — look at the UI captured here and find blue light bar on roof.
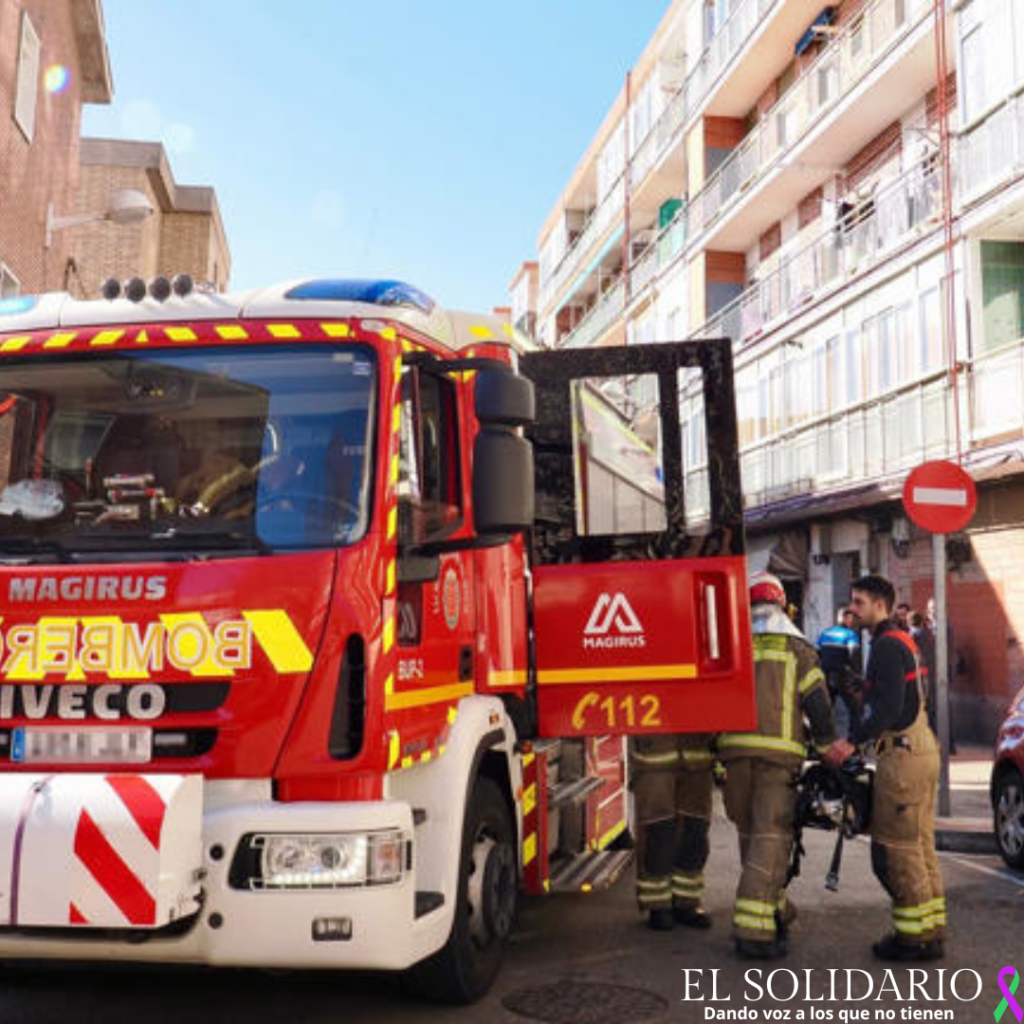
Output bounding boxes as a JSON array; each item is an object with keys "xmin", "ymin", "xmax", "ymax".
[
  {"xmin": 0, "ymin": 295, "xmax": 39, "ymax": 316},
  {"xmin": 285, "ymin": 279, "xmax": 436, "ymax": 314}
]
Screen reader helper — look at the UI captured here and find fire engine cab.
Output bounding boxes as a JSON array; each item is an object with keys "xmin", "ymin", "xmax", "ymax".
[{"xmin": 0, "ymin": 277, "xmax": 754, "ymax": 1002}]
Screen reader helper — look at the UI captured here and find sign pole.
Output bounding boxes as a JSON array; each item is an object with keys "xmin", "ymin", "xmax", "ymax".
[
  {"xmin": 904, "ymin": 460, "xmax": 973, "ymax": 820},
  {"xmin": 934, "ymin": 533, "xmax": 951, "ymax": 817}
]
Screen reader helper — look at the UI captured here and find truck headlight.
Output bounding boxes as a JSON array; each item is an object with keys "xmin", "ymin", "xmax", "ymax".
[{"xmin": 249, "ymin": 830, "xmax": 407, "ymax": 889}]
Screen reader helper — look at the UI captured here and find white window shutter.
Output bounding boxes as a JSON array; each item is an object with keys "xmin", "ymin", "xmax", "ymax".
[{"xmin": 14, "ymin": 12, "xmax": 41, "ymax": 142}]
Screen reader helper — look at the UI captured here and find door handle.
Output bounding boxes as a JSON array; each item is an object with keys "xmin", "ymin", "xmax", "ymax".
[{"xmin": 459, "ymin": 645, "xmax": 474, "ymax": 682}]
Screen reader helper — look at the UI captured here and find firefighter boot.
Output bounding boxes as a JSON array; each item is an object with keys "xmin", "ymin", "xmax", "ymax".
[
  {"xmin": 736, "ymin": 937, "xmax": 787, "ymax": 960},
  {"xmin": 674, "ymin": 903, "xmax": 712, "ymax": 929},
  {"xmin": 648, "ymin": 908, "xmax": 674, "ymax": 932}
]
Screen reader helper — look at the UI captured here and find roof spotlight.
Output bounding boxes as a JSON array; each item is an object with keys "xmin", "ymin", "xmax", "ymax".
[
  {"xmin": 149, "ymin": 276, "xmax": 172, "ymax": 302},
  {"xmin": 125, "ymin": 277, "xmax": 147, "ymax": 303},
  {"xmin": 101, "ymin": 278, "xmax": 122, "ymax": 301},
  {"xmin": 172, "ymin": 273, "xmax": 194, "ymax": 298}
]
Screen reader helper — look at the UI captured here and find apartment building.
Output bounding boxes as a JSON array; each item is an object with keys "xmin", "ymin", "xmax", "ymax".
[
  {"xmin": 517, "ymin": 0, "xmax": 1024, "ymax": 739},
  {"xmin": 0, "ymin": 0, "xmax": 112, "ymax": 296},
  {"xmin": 70, "ymin": 137, "xmax": 231, "ymax": 296}
]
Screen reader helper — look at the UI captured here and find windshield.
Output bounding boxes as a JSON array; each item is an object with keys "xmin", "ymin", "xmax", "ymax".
[{"xmin": 0, "ymin": 344, "xmax": 376, "ymax": 558}]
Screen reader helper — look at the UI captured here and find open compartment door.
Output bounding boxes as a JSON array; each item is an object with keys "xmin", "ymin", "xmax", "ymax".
[{"xmin": 520, "ymin": 340, "xmax": 755, "ymax": 738}]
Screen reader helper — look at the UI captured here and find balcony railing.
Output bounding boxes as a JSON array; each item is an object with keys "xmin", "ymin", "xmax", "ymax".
[
  {"xmin": 538, "ymin": 178, "xmax": 626, "ymax": 314},
  {"xmin": 687, "ymin": 0, "xmax": 932, "ymax": 246},
  {"xmin": 698, "ymin": 154, "xmax": 943, "ymax": 347},
  {"xmin": 627, "ymin": 207, "xmax": 688, "ymax": 306},
  {"xmin": 631, "ymin": 0, "xmax": 778, "ymax": 194},
  {"xmin": 734, "ymin": 372, "xmax": 953, "ymax": 509},
  {"xmin": 557, "ymin": 281, "xmax": 625, "ymax": 350},
  {"xmin": 959, "ymin": 90, "xmax": 1024, "ymax": 201}
]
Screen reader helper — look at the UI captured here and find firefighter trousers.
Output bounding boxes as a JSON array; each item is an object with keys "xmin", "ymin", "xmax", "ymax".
[
  {"xmin": 722, "ymin": 756, "xmax": 800, "ymax": 945},
  {"xmin": 630, "ymin": 735, "xmax": 714, "ymax": 912},
  {"xmin": 871, "ymin": 709, "xmax": 946, "ymax": 945}
]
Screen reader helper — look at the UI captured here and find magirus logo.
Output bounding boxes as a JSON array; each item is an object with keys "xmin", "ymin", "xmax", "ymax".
[{"xmin": 583, "ymin": 593, "xmax": 646, "ymax": 649}]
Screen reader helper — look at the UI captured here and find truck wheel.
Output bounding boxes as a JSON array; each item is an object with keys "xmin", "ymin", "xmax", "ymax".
[
  {"xmin": 410, "ymin": 775, "xmax": 517, "ymax": 1004},
  {"xmin": 994, "ymin": 768, "xmax": 1024, "ymax": 871}
]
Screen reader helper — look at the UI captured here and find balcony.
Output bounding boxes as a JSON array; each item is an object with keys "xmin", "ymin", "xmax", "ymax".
[
  {"xmin": 540, "ymin": 0, "xmax": 838, "ymax": 317},
  {"xmin": 698, "ymin": 154, "xmax": 944, "ymax": 347},
  {"xmin": 630, "ymin": 0, "xmax": 827, "ymax": 201},
  {"xmin": 959, "ymin": 90, "xmax": 1024, "ymax": 203},
  {"xmin": 557, "ymin": 281, "xmax": 625, "ymax": 350},
  {"xmin": 737, "ymin": 371, "xmax": 954, "ymax": 510},
  {"xmin": 627, "ymin": 208, "xmax": 688, "ymax": 305},
  {"xmin": 687, "ymin": 0, "xmax": 937, "ymax": 253},
  {"xmin": 538, "ymin": 178, "xmax": 625, "ymax": 315}
]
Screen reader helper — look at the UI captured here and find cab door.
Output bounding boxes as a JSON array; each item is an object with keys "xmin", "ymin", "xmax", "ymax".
[
  {"xmin": 520, "ymin": 340, "xmax": 755, "ymax": 738},
  {"xmin": 390, "ymin": 364, "xmax": 475, "ymax": 757}
]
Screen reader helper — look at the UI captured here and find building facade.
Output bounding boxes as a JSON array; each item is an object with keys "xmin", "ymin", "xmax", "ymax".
[
  {"xmin": 70, "ymin": 137, "xmax": 231, "ymax": 296},
  {"xmin": 517, "ymin": 0, "xmax": 1024, "ymax": 739},
  {"xmin": 0, "ymin": 0, "xmax": 112, "ymax": 296}
]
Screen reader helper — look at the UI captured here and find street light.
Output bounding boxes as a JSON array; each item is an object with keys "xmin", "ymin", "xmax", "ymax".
[{"xmin": 45, "ymin": 188, "xmax": 154, "ymax": 247}]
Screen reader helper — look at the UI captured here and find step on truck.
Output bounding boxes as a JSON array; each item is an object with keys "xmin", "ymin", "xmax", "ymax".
[{"xmin": 0, "ymin": 276, "xmax": 755, "ymax": 1002}]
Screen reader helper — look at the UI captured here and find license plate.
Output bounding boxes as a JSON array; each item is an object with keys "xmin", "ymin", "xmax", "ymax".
[{"xmin": 11, "ymin": 727, "xmax": 152, "ymax": 765}]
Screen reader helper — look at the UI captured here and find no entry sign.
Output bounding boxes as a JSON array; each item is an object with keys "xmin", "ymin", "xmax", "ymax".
[{"xmin": 902, "ymin": 460, "xmax": 977, "ymax": 534}]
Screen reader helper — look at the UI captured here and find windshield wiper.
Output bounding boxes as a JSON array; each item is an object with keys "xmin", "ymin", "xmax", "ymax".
[
  {"xmin": 146, "ymin": 526, "xmax": 274, "ymax": 556},
  {"xmin": 0, "ymin": 536, "xmax": 74, "ymax": 563}
]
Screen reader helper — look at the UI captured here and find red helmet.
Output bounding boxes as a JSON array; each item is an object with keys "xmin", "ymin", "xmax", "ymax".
[{"xmin": 750, "ymin": 571, "xmax": 786, "ymax": 607}]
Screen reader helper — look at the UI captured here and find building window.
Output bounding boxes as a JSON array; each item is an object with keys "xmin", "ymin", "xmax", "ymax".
[
  {"xmin": 844, "ymin": 328, "xmax": 862, "ymax": 406},
  {"xmin": 0, "ymin": 264, "xmax": 20, "ymax": 299},
  {"xmin": 826, "ymin": 335, "xmax": 842, "ymax": 412},
  {"xmin": 981, "ymin": 240, "xmax": 1024, "ymax": 352},
  {"xmin": 919, "ymin": 285, "xmax": 943, "ymax": 372},
  {"xmin": 14, "ymin": 12, "xmax": 41, "ymax": 142}
]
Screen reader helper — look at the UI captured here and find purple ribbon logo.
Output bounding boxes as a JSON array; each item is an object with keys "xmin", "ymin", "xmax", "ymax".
[{"xmin": 996, "ymin": 966, "xmax": 1022, "ymax": 1023}]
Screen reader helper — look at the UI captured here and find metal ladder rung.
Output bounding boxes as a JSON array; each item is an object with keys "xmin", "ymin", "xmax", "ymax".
[
  {"xmin": 548, "ymin": 775, "xmax": 605, "ymax": 808},
  {"xmin": 548, "ymin": 850, "xmax": 633, "ymax": 893}
]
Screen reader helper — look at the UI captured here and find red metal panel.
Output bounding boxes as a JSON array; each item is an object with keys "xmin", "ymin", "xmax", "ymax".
[{"xmin": 532, "ymin": 555, "xmax": 755, "ymax": 737}]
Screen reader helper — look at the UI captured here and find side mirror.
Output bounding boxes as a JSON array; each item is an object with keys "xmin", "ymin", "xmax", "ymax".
[
  {"xmin": 398, "ymin": 551, "xmax": 441, "ymax": 584},
  {"xmin": 473, "ymin": 430, "xmax": 534, "ymax": 535},
  {"xmin": 474, "ymin": 367, "xmax": 535, "ymax": 426},
  {"xmin": 473, "ymin": 366, "xmax": 535, "ymax": 535}
]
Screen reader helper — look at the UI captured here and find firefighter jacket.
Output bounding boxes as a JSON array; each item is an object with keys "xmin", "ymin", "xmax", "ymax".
[
  {"xmin": 856, "ymin": 619, "xmax": 924, "ymax": 743},
  {"xmin": 718, "ymin": 604, "xmax": 837, "ymax": 765}
]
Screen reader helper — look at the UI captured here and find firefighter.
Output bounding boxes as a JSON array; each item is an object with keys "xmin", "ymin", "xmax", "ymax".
[
  {"xmin": 631, "ymin": 733, "xmax": 715, "ymax": 931},
  {"xmin": 718, "ymin": 572, "xmax": 853, "ymax": 959},
  {"xmin": 848, "ymin": 574, "xmax": 945, "ymax": 962}
]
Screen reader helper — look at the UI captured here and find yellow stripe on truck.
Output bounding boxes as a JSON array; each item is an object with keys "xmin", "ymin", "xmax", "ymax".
[
  {"xmin": 537, "ymin": 664, "xmax": 698, "ymax": 685},
  {"xmin": 242, "ymin": 610, "xmax": 314, "ymax": 673}
]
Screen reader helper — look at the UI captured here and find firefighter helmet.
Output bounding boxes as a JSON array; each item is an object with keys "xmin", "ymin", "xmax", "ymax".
[
  {"xmin": 749, "ymin": 571, "xmax": 786, "ymax": 607},
  {"xmin": 796, "ymin": 759, "xmax": 873, "ymax": 837}
]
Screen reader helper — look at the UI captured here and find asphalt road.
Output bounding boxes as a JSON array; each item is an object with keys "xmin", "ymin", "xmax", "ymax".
[{"xmin": 0, "ymin": 814, "xmax": 1020, "ymax": 1024}]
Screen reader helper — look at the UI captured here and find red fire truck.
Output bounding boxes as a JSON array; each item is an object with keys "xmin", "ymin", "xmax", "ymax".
[{"xmin": 0, "ymin": 277, "xmax": 754, "ymax": 1002}]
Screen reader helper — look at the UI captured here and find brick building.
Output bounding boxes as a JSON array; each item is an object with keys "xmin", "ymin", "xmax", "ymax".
[
  {"xmin": 69, "ymin": 137, "xmax": 231, "ymax": 296},
  {"xmin": 0, "ymin": 0, "xmax": 112, "ymax": 295},
  {"xmin": 515, "ymin": 0, "xmax": 1024, "ymax": 740}
]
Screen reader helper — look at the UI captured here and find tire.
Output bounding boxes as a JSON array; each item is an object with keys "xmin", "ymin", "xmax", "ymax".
[
  {"xmin": 409, "ymin": 775, "xmax": 517, "ymax": 1004},
  {"xmin": 994, "ymin": 767, "xmax": 1024, "ymax": 871}
]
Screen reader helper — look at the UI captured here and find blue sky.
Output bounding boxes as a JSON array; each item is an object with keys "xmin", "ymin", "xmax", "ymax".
[{"xmin": 81, "ymin": 2, "xmax": 668, "ymax": 311}]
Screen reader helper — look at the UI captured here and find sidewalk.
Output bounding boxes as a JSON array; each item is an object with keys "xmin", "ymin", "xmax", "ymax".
[{"xmin": 934, "ymin": 743, "xmax": 996, "ymax": 854}]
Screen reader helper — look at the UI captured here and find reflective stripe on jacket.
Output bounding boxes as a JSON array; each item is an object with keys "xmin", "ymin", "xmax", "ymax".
[{"xmin": 719, "ymin": 632, "xmax": 835, "ymax": 763}]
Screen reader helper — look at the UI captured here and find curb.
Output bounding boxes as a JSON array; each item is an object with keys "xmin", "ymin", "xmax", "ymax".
[{"xmin": 935, "ymin": 824, "xmax": 997, "ymax": 855}]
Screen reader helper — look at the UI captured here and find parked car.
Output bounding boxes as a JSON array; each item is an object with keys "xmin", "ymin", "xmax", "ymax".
[{"xmin": 992, "ymin": 685, "xmax": 1024, "ymax": 870}]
